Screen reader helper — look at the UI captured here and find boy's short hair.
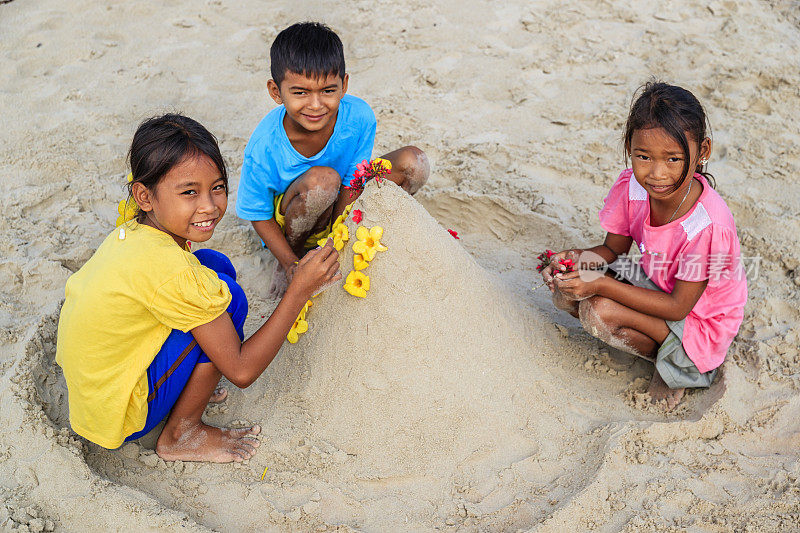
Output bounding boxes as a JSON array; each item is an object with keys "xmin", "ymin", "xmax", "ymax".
[{"xmin": 270, "ymin": 22, "xmax": 346, "ymax": 86}]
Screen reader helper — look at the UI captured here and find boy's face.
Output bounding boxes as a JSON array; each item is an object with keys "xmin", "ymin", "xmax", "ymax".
[{"xmin": 268, "ymin": 71, "xmax": 348, "ymax": 134}]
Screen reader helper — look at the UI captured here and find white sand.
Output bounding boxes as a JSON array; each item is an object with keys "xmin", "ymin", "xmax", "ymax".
[{"xmin": 2, "ymin": 0, "xmax": 800, "ymax": 531}]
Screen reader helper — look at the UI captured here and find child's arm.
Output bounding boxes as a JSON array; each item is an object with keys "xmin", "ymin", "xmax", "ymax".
[
  {"xmin": 190, "ymin": 241, "xmax": 340, "ymax": 388},
  {"xmin": 555, "ymin": 272, "xmax": 708, "ymax": 322},
  {"xmin": 251, "ymin": 219, "xmax": 299, "ymax": 276}
]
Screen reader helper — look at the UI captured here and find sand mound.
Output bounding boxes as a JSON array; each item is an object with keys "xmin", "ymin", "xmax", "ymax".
[{"xmin": 260, "ymin": 181, "xmax": 561, "ymax": 476}]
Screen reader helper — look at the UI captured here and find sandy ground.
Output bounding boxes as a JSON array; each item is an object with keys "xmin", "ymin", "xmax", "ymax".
[{"xmin": 2, "ymin": 0, "xmax": 800, "ymax": 531}]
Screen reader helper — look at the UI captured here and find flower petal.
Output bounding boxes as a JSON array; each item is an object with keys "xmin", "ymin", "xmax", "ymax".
[
  {"xmin": 369, "ymin": 226, "xmax": 384, "ymax": 240},
  {"xmin": 287, "ymin": 329, "xmax": 299, "ymax": 344},
  {"xmin": 296, "ymin": 319, "xmax": 308, "ymax": 334},
  {"xmin": 354, "ymin": 254, "xmax": 369, "ymax": 271},
  {"xmin": 343, "ymin": 284, "xmax": 367, "ymax": 298},
  {"xmin": 353, "ymin": 241, "xmax": 367, "ymax": 254},
  {"xmin": 356, "ymin": 226, "xmax": 369, "ymax": 241},
  {"xmin": 345, "ymin": 270, "xmax": 359, "ymax": 285}
]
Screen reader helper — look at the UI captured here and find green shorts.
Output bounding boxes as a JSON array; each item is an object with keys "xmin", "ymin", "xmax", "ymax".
[{"xmin": 609, "ymin": 259, "xmax": 718, "ymax": 390}]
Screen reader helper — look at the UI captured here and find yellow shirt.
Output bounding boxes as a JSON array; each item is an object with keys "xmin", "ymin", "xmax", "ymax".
[{"xmin": 55, "ymin": 223, "xmax": 232, "ymax": 448}]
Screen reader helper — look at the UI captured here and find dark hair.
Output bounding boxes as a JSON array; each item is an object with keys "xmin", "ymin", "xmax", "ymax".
[
  {"xmin": 127, "ymin": 113, "xmax": 227, "ymax": 222},
  {"xmin": 623, "ymin": 81, "xmax": 715, "ymax": 190},
  {"xmin": 270, "ymin": 22, "xmax": 345, "ymax": 86}
]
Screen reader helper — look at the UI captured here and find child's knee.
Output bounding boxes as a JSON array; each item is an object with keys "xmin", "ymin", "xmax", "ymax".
[
  {"xmin": 393, "ymin": 146, "xmax": 429, "ymax": 194},
  {"xmin": 578, "ymin": 296, "xmax": 617, "ymax": 339},
  {"xmin": 301, "ymin": 166, "xmax": 341, "ymax": 195},
  {"xmin": 218, "ymin": 273, "xmax": 248, "ymax": 337},
  {"xmin": 194, "ymin": 249, "xmax": 237, "ymax": 281}
]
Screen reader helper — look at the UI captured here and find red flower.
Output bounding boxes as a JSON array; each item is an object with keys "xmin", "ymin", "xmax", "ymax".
[
  {"xmin": 352, "ymin": 209, "xmax": 363, "ymax": 224},
  {"xmin": 557, "ymin": 258, "xmax": 576, "ymax": 272},
  {"xmin": 448, "ymin": 229, "xmax": 459, "ymax": 239}
]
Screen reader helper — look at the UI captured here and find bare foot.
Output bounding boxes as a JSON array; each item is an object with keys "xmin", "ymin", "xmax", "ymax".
[
  {"xmin": 156, "ymin": 421, "xmax": 261, "ymax": 463},
  {"xmin": 208, "ymin": 387, "xmax": 227, "ymax": 404},
  {"xmin": 647, "ymin": 372, "xmax": 685, "ymax": 410},
  {"xmin": 268, "ymin": 262, "xmax": 290, "ymax": 299}
]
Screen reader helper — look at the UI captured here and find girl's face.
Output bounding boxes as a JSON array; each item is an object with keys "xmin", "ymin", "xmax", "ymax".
[
  {"xmin": 629, "ymin": 127, "xmax": 710, "ymax": 201},
  {"xmin": 133, "ymin": 154, "xmax": 227, "ymax": 248}
]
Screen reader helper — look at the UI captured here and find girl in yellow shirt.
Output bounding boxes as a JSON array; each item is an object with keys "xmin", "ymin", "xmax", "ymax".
[{"xmin": 56, "ymin": 114, "xmax": 341, "ymax": 462}]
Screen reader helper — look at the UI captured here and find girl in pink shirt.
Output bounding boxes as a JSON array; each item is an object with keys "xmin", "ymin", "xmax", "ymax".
[{"xmin": 541, "ymin": 82, "xmax": 747, "ymax": 409}]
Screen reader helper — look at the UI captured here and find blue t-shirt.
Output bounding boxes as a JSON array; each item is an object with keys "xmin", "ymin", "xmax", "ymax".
[{"xmin": 236, "ymin": 94, "xmax": 376, "ymax": 221}]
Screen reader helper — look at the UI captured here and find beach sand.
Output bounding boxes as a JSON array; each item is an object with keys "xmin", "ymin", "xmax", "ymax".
[{"xmin": 1, "ymin": 0, "xmax": 799, "ymax": 530}]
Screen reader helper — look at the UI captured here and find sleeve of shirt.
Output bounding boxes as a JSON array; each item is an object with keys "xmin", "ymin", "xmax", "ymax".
[
  {"xmin": 149, "ymin": 266, "xmax": 232, "ymax": 332},
  {"xmin": 343, "ymin": 107, "xmax": 377, "ymax": 186},
  {"xmin": 598, "ymin": 170, "xmax": 633, "ymax": 236},
  {"xmin": 236, "ymin": 152, "xmax": 277, "ymax": 221},
  {"xmin": 675, "ymin": 224, "xmax": 739, "ymax": 283}
]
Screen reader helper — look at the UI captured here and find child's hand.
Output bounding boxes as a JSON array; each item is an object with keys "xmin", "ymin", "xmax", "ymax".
[
  {"xmin": 541, "ymin": 249, "xmax": 582, "ymax": 290},
  {"xmin": 552, "ymin": 270, "xmax": 601, "ymax": 300},
  {"xmin": 290, "ymin": 239, "xmax": 342, "ymax": 298},
  {"xmin": 285, "ymin": 262, "xmax": 298, "ymax": 283}
]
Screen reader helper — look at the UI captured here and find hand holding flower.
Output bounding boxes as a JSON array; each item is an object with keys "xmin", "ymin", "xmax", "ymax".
[
  {"xmin": 552, "ymin": 270, "xmax": 603, "ymax": 301},
  {"xmin": 540, "ymin": 249, "xmax": 583, "ymax": 290}
]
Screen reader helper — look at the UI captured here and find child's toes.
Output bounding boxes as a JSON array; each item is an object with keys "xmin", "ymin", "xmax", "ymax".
[
  {"xmin": 233, "ymin": 440, "xmax": 258, "ymax": 460},
  {"xmin": 209, "ymin": 387, "xmax": 228, "ymax": 404}
]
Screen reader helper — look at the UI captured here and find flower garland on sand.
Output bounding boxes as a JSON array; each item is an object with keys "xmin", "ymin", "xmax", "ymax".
[
  {"xmin": 287, "ymin": 299, "xmax": 313, "ymax": 344},
  {"xmin": 289, "ymin": 159, "xmax": 393, "ymax": 342},
  {"xmin": 344, "ymin": 224, "xmax": 387, "ymax": 298}
]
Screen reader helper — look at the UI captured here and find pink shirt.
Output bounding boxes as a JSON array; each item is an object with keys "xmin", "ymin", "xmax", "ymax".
[{"xmin": 599, "ymin": 169, "xmax": 747, "ymax": 373}]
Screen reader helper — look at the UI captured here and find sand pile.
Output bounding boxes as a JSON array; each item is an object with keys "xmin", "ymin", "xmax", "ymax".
[{"xmin": 256, "ymin": 181, "xmax": 560, "ymax": 477}]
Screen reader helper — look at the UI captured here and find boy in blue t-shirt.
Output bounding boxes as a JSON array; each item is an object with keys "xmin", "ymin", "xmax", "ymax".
[{"xmin": 237, "ymin": 22, "xmax": 429, "ymax": 295}]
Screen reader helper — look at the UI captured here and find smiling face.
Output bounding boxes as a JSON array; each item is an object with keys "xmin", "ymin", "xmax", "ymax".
[
  {"xmin": 629, "ymin": 127, "xmax": 710, "ymax": 200},
  {"xmin": 133, "ymin": 154, "xmax": 227, "ymax": 248},
  {"xmin": 267, "ymin": 70, "xmax": 348, "ymax": 136}
]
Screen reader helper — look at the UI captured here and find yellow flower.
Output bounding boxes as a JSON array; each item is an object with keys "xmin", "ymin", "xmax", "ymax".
[
  {"xmin": 115, "ymin": 173, "xmax": 138, "ymax": 227},
  {"xmin": 115, "ymin": 197, "xmax": 138, "ymax": 227},
  {"xmin": 343, "ymin": 270, "xmax": 370, "ymax": 298},
  {"xmin": 286, "ymin": 316, "xmax": 308, "ymax": 344},
  {"xmin": 353, "ymin": 253, "xmax": 369, "ymax": 271},
  {"xmin": 287, "ymin": 300, "xmax": 313, "ymax": 343},
  {"xmin": 352, "ymin": 226, "xmax": 387, "ymax": 261},
  {"xmin": 317, "ymin": 235, "xmax": 331, "ymax": 247},
  {"xmin": 373, "ymin": 158, "xmax": 392, "ymax": 172},
  {"xmin": 330, "ymin": 204, "xmax": 353, "ymax": 230},
  {"xmin": 300, "ymin": 299, "xmax": 313, "ymax": 319},
  {"xmin": 332, "ymin": 222, "xmax": 349, "ymax": 250}
]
